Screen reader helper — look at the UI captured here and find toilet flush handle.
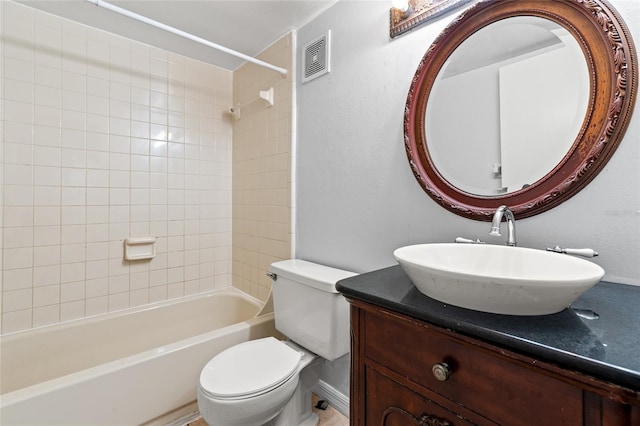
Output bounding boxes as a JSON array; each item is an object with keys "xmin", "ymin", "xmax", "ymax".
[{"xmin": 266, "ymin": 272, "xmax": 277, "ymax": 281}]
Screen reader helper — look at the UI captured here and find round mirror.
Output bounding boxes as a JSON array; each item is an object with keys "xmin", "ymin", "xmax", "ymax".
[
  {"xmin": 405, "ymin": 0, "xmax": 637, "ymax": 220},
  {"xmin": 427, "ymin": 16, "xmax": 590, "ymax": 196}
]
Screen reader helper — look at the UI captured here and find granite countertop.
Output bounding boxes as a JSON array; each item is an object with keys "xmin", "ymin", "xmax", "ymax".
[{"xmin": 336, "ymin": 265, "xmax": 640, "ymax": 392}]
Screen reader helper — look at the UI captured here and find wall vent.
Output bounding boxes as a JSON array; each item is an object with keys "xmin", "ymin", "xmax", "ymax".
[{"xmin": 302, "ymin": 31, "xmax": 331, "ymax": 83}]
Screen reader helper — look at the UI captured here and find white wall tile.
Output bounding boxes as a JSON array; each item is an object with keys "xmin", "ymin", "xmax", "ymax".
[
  {"xmin": 34, "ymin": 146, "xmax": 61, "ymax": 166},
  {"xmin": 4, "ymin": 164, "xmax": 32, "ymax": 186},
  {"xmin": 131, "ymin": 122, "xmax": 149, "ymax": 140},
  {"xmin": 34, "ymin": 105, "xmax": 60, "ymax": 128},
  {"xmin": 4, "ymin": 121, "xmax": 33, "ymax": 144},
  {"xmin": 87, "ymin": 187, "xmax": 108, "ymax": 205},
  {"xmin": 85, "ymin": 296, "xmax": 108, "ymax": 316},
  {"xmin": 4, "ymin": 58, "xmax": 35, "ymax": 84},
  {"xmin": 61, "ymin": 244, "xmax": 86, "ymax": 264},
  {"xmin": 33, "ymin": 245, "xmax": 60, "ymax": 267},
  {"xmin": 2, "ymin": 310, "xmax": 33, "ymax": 333},
  {"xmin": 34, "ymin": 125, "xmax": 61, "ymax": 147},
  {"xmin": 86, "ymin": 260, "xmax": 109, "ymax": 280},
  {"xmin": 86, "ymin": 113, "xmax": 109, "ymax": 134},
  {"xmin": 87, "ymin": 151, "xmax": 109, "ymax": 170},
  {"xmin": 61, "ymin": 187, "xmax": 85, "ymax": 205},
  {"xmin": 131, "ymin": 104, "xmax": 150, "ymax": 122},
  {"xmin": 3, "ymin": 288, "xmax": 33, "ymax": 312},
  {"xmin": 61, "ymin": 262, "xmax": 85, "ymax": 284},
  {"xmin": 61, "ymin": 206, "xmax": 86, "ymax": 225},
  {"xmin": 62, "ymin": 129, "xmax": 86, "ymax": 149},
  {"xmin": 33, "ymin": 265, "xmax": 61, "ymax": 287},
  {"xmin": 61, "ymin": 281, "xmax": 85, "ymax": 303},
  {"xmin": 87, "ymin": 169, "xmax": 109, "ymax": 187},
  {"xmin": 62, "ymin": 91, "xmax": 86, "ymax": 113},
  {"xmin": 35, "ymin": 85, "xmax": 61, "ymax": 108},
  {"xmin": 33, "ymin": 285, "xmax": 60, "ymax": 307},
  {"xmin": 3, "ymin": 268, "xmax": 33, "ymax": 291},
  {"xmin": 87, "ymin": 95, "xmax": 109, "ymax": 115},
  {"xmin": 87, "ymin": 76, "xmax": 109, "ymax": 97},
  {"xmin": 5, "ymin": 101, "xmax": 34, "ymax": 125},
  {"xmin": 62, "ymin": 31, "xmax": 85, "ymax": 56},
  {"xmin": 61, "ymin": 110, "xmax": 85, "ymax": 131},
  {"xmin": 34, "ymin": 226, "xmax": 61, "ymax": 247},
  {"xmin": 4, "ymin": 247, "xmax": 34, "ymax": 269},
  {"xmin": 86, "ymin": 224, "xmax": 109, "ymax": 242},
  {"xmin": 60, "ymin": 300, "xmax": 84, "ymax": 322},
  {"xmin": 34, "ymin": 206, "xmax": 61, "ymax": 226},
  {"xmin": 35, "ymin": 64, "xmax": 62, "ymax": 89},
  {"xmin": 4, "ymin": 227, "xmax": 34, "ymax": 249},
  {"xmin": 34, "ymin": 166, "xmax": 61, "ymax": 186},
  {"xmin": 5, "ymin": 79, "xmax": 34, "ymax": 103},
  {"xmin": 61, "ymin": 225, "xmax": 85, "ymax": 244},
  {"xmin": 33, "ymin": 305, "xmax": 60, "ymax": 327}
]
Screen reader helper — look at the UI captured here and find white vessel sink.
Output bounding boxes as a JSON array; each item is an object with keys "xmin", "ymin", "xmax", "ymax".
[{"xmin": 393, "ymin": 243, "xmax": 605, "ymax": 315}]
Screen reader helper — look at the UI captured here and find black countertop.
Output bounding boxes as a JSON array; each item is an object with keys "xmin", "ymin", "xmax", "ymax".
[{"xmin": 336, "ymin": 265, "xmax": 640, "ymax": 392}]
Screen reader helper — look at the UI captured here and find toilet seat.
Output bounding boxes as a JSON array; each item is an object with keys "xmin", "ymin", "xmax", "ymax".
[{"xmin": 199, "ymin": 337, "xmax": 301, "ymax": 400}]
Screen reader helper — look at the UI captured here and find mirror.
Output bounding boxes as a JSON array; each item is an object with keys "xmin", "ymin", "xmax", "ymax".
[
  {"xmin": 427, "ymin": 17, "xmax": 590, "ymax": 195},
  {"xmin": 405, "ymin": 0, "xmax": 637, "ymax": 220}
]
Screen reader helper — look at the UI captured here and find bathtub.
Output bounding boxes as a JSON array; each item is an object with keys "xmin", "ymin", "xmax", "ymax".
[{"xmin": 0, "ymin": 288, "xmax": 278, "ymax": 425}]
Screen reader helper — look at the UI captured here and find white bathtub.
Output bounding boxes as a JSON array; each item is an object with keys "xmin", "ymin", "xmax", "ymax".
[{"xmin": 0, "ymin": 288, "xmax": 277, "ymax": 425}]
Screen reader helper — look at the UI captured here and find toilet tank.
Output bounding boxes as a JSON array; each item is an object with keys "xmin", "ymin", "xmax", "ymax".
[{"xmin": 269, "ymin": 260, "xmax": 357, "ymax": 362}]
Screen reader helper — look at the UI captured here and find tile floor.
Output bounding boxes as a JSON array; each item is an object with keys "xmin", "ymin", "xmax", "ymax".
[{"xmin": 187, "ymin": 394, "xmax": 349, "ymax": 426}]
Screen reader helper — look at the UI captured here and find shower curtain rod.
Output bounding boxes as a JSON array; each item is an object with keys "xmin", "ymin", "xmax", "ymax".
[{"xmin": 85, "ymin": 0, "xmax": 288, "ymax": 77}]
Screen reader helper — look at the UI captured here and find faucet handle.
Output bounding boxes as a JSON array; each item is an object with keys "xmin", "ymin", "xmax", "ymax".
[
  {"xmin": 546, "ymin": 246, "xmax": 599, "ymax": 258},
  {"xmin": 455, "ymin": 237, "xmax": 486, "ymax": 244}
]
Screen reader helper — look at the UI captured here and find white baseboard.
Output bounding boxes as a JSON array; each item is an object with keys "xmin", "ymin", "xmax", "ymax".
[{"xmin": 313, "ymin": 379, "xmax": 350, "ymax": 418}]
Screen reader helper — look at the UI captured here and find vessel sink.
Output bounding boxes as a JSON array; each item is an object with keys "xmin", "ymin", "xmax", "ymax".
[{"xmin": 393, "ymin": 243, "xmax": 605, "ymax": 315}]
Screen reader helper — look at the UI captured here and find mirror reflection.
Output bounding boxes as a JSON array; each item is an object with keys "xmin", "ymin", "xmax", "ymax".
[{"xmin": 426, "ymin": 17, "xmax": 590, "ymax": 196}]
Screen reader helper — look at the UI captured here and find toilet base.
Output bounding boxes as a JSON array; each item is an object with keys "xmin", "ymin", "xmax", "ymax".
[{"xmin": 270, "ymin": 341, "xmax": 321, "ymax": 426}]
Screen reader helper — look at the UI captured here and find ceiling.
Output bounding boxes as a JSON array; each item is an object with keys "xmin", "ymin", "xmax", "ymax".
[{"xmin": 18, "ymin": 0, "xmax": 339, "ymax": 71}]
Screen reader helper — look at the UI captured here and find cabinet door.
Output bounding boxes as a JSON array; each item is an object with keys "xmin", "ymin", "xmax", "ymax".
[{"xmin": 366, "ymin": 367, "xmax": 476, "ymax": 426}]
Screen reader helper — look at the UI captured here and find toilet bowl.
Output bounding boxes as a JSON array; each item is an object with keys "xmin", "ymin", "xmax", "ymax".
[
  {"xmin": 197, "ymin": 337, "xmax": 319, "ymax": 426},
  {"xmin": 197, "ymin": 259, "xmax": 357, "ymax": 426}
]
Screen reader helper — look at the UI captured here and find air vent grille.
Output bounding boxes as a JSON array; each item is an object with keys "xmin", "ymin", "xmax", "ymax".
[{"xmin": 302, "ymin": 31, "xmax": 331, "ymax": 83}]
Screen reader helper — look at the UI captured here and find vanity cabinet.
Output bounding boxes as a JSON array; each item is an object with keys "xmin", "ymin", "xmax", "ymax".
[{"xmin": 348, "ymin": 300, "xmax": 640, "ymax": 426}]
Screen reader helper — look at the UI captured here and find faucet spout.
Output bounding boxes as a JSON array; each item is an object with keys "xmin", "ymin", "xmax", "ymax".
[{"xmin": 490, "ymin": 205, "xmax": 517, "ymax": 246}]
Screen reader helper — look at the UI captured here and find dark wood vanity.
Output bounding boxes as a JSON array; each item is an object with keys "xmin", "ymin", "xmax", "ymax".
[{"xmin": 337, "ymin": 266, "xmax": 640, "ymax": 426}]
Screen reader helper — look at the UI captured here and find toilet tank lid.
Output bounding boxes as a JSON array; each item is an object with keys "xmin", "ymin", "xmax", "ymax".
[{"xmin": 270, "ymin": 259, "xmax": 357, "ymax": 293}]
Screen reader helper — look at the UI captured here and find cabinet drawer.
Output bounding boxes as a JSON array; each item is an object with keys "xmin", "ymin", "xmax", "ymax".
[
  {"xmin": 366, "ymin": 367, "xmax": 475, "ymax": 425},
  {"xmin": 364, "ymin": 309, "xmax": 583, "ymax": 426}
]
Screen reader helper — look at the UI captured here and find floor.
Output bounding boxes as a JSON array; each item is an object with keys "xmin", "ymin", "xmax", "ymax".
[{"xmin": 187, "ymin": 394, "xmax": 349, "ymax": 426}]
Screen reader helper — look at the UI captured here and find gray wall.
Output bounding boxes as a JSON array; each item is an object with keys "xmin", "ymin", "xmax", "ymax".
[{"xmin": 296, "ymin": 0, "xmax": 640, "ymax": 286}]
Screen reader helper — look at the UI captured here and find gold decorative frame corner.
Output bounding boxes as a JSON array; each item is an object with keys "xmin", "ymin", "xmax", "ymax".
[{"xmin": 390, "ymin": 0, "xmax": 476, "ymax": 38}]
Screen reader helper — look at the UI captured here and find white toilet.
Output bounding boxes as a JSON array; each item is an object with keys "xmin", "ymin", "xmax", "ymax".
[{"xmin": 197, "ymin": 259, "xmax": 356, "ymax": 426}]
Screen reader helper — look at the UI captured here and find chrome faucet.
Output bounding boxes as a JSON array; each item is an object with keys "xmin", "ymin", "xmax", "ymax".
[{"xmin": 490, "ymin": 205, "xmax": 517, "ymax": 246}]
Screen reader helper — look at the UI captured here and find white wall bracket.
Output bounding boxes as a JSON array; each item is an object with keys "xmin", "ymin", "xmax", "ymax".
[{"xmin": 229, "ymin": 86, "xmax": 274, "ymax": 121}]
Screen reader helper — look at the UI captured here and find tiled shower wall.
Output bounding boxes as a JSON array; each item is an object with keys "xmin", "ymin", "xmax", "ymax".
[
  {"xmin": 0, "ymin": 1, "xmax": 234, "ymax": 333},
  {"xmin": 232, "ymin": 34, "xmax": 293, "ymax": 301}
]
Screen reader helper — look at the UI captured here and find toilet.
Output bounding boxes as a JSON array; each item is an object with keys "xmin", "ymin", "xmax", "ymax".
[{"xmin": 197, "ymin": 259, "xmax": 357, "ymax": 426}]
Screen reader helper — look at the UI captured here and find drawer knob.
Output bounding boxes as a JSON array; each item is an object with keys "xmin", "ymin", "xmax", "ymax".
[{"xmin": 432, "ymin": 362, "xmax": 451, "ymax": 381}]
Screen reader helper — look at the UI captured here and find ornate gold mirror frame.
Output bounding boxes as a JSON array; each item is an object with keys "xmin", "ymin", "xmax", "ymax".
[{"xmin": 404, "ymin": 0, "xmax": 637, "ymax": 220}]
